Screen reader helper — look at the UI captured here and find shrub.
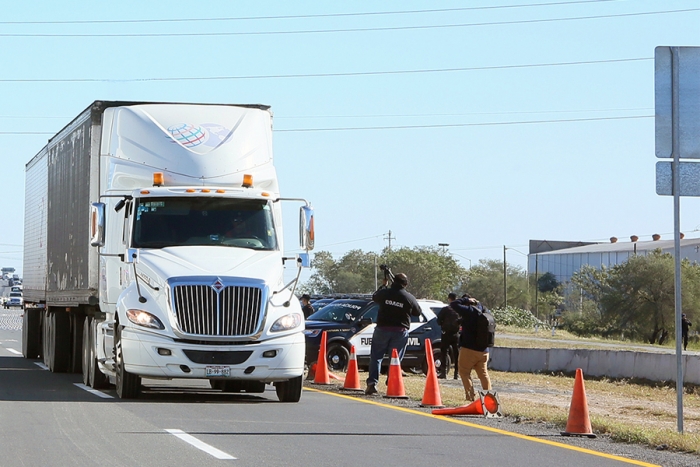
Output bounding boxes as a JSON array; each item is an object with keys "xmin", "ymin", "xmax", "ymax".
[{"xmin": 491, "ymin": 306, "xmax": 546, "ymax": 328}]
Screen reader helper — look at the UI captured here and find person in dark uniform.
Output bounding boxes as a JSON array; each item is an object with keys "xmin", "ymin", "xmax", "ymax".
[
  {"xmin": 436, "ymin": 293, "xmax": 460, "ymax": 379},
  {"xmin": 300, "ymin": 294, "xmax": 314, "ymax": 319},
  {"xmin": 365, "ymin": 273, "xmax": 422, "ymax": 395},
  {"xmin": 682, "ymin": 313, "xmax": 692, "ymax": 351},
  {"xmin": 451, "ymin": 294, "xmax": 493, "ymax": 401}
]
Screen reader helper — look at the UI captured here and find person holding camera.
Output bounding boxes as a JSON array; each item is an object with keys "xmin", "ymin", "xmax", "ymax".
[{"xmin": 365, "ymin": 268, "xmax": 422, "ymax": 395}]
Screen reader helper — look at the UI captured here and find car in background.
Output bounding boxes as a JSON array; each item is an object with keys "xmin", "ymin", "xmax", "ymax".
[
  {"xmin": 309, "ymin": 298, "xmax": 335, "ymax": 313},
  {"xmin": 303, "ymin": 298, "xmax": 449, "ymax": 375},
  {"xmin": 5, "ymin": 291, "xmax": 23, "ymax": 308}
]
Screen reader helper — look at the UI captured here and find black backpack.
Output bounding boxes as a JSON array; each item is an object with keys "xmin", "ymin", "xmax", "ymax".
[
  {"xmin": 439, "ymin": 306, "xmax": 460, "ymax": 334},
  {"xmin": 474, "ymin": 307, "xmax": 496, "ymax": 349}
]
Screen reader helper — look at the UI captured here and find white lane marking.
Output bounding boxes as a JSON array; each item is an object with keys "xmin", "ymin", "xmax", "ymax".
[
  {"xmin": 6, "ymin": 348, "xmax": 21, "ymax": 355},
  {"xmin": 34, "ymin": 362, "xmax": 49, "ymax": 370},
  {"xmin": 74, "ymin": 383, "xmax": 114, "ymax": 399},
  {"xmin": 165, "ymin": 429, "xmax": 236, "ymax": 460}
]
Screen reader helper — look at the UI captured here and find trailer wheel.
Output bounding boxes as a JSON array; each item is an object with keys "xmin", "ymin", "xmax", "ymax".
[
  {"xmin": 22, "ymin": 308, "xmax": 42, "ymax": 359},
  {"xmin": 70, "ymin": 313, "xmax": 84, "ymax": 374},
  {"xmin": 115, "ymin": 325, "xmax": 141, "ymax": 399},
  {"xmin": 44, "ymin": 310, "xmax": 71, "ymax": 373},
  {"xmin": 82, "ymin": 316, "xmax": 109, "ymax": 389},
  {"xmin": 275, "ymin": 375, "xmax": 302, "ymax": 402}
]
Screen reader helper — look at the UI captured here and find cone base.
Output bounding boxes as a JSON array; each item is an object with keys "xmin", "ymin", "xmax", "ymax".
[
  {"xmin": 561, "ymin": 431, "xmax": 597, "ymax": 439},
  {"xmin": 340, "ymin": 387, "xmax": 365, "ymax": 392},
  {"xmin": 383, "ymin": 395, "xmax": 409, "ymax": 399},
  {"xmin": 309, "ymin": 382, "xmax": 334, "ymax": 386},
  {"xmin": 420, "ymin": 403, "xmax": 445, "ymax": 408}
]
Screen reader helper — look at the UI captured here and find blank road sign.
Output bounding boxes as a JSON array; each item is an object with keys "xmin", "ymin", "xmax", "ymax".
[
  {"xmin": 656, "ymin": 161, "xmax": 700, "ymax": 196},
  {"xmin": 655, "ymin": 46, "xmax": 700, "ymax": 159}
]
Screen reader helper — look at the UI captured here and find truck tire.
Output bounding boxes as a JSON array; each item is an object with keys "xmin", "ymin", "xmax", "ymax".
[
  {"xmin": 115, "ymin": 325, "xmax": 141, "ymax": 399},
  {"xmin": 70, "ymin": 313, "xmax": 84, "ymax": 374},
  {"xmin": 22, "ymin": 308, "xmax": 42, "ymax": 359},
  {"xmin": 275, "ymin": 375, "xmax": 302, "ymax": 402},
  {"xmin": 44, "ymin": 310, "xmax": 71, "ymax": 373},
  {"xmin": 82, "ymin": 316, "xmax": 109, "ymax": 389},
  {"xmin": 326, "ymin": 343, "xmax": 350, "ymax": 372}
]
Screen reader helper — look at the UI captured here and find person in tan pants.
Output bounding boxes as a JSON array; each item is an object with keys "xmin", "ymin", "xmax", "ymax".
[{"xmin": 451, "ymin": 294, "xmax": 492, "ymax": 401}]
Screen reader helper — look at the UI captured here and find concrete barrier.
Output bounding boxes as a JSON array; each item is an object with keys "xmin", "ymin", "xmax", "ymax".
[{"xmin": 489, "ymin": 347, "xmax": 700, "ymax": 384}]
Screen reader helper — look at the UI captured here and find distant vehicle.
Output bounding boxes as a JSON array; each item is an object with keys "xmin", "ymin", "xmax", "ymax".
[
  {"xmin": 5, "ymin": 291, "xmax": 23, "ymax": 309},
  {"xmin": 11, "ymin": 286, "xmax": 22, "ymax": 293},
  {"xmin": 310, "ymin": 298, "xmax": 335, "ymax": 313}
]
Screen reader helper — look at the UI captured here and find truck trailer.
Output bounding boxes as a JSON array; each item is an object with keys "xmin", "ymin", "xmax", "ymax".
[{"xmin": 22, "ymin": 100, "xmax": 314, "ymax": 401}]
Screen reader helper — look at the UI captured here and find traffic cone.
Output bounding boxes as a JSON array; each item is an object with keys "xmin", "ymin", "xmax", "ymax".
[
  {"xmin": 384, "ymin": 348, "xmax": 409, "ymax": 399},
  {"xmin": 342, "ymin": 346, "xmax": 363, "ymax": 392},
  {"xmin": 313, "ymin": 331, "xmax": 332, "ymax": 385},
  {"xmin": 420, "ymin": 339, "xmax": 444, "ymax": 408},
  {"xmin": 561, "ymin": 368, "xmax": 596, "ymax": 438},
  {"xmin": 431, "ymin": 391, "xmax": 502, "ymax": 417}
]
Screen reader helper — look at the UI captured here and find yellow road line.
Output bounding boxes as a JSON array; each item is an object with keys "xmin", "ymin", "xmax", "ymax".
[{"xmin": 304, "ymin": 387, "xmax": 660, "ymax": 467}]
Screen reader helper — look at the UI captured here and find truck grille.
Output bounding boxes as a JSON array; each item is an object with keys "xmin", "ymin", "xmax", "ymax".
[{"xmin": 171, "ymin": 284, "xmax": 263, "ymax": 336}]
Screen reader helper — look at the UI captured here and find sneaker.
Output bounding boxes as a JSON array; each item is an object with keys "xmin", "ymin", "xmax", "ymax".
[
  {"xmin": 365, "ymin": 384, "xmax": 378, "ymax": 395},
  {"xmin": 437, "ymin": 374, "xmax": 446, "ymax": 379}
]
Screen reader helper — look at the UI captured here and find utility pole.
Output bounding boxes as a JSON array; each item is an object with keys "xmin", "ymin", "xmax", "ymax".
[
  {"xmin": 503, "ymin": 245, "xmax": 508, "ymax": 308},
  {"xmin": 384, "ymin": 230, "xmax": 395, "ymax": 251},
  {"xmin": 438, "ymin": 243, "xmax": 449, "ymax": 254}
]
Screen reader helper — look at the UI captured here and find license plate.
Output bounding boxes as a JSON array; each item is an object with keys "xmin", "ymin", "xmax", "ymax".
[{"xmin": 206, "ymin": 366, "xmax": 231, "ymax": 377}]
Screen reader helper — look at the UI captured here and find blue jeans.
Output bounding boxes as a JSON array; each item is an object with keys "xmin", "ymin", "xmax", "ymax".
[{"xmin": 366, "ymin": 327, "xmax": 409, "ymax": 386}]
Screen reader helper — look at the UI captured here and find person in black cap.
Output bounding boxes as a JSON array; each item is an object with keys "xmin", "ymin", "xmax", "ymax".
[
  {"xmin": 682, "ymin": 313, "xmax": 692, "ymax": 351},
  {"xmin": 300, "ymin": 294, "xmax": 314, "ymax": 319},
  {"xmin": 365, "ymin": 273, "xmax": 422, "ymax": 395}
]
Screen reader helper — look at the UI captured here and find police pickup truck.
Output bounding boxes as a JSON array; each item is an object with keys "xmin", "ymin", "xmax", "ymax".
[{"xmin": 304, "ymin": 298, "xmax": 449, "ymax": 375}]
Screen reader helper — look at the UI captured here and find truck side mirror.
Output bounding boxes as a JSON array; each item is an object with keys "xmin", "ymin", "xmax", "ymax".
[
  {"xmin": 299, "ymin": 205, "xmax": 314, "ymax": 251},
  {"xmin": 90, "ymin": 202, "xmax": 105, "ymax": 247}
]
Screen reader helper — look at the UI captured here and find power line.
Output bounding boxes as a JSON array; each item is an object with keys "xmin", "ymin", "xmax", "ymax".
[
  {"xmin": 0, "ymin": 114, "xmax": 654, "ymax": 136},
  {"xmin": 0, "ymin": 57, "xmax": 652, "ymax": 83},
  {"xmin": 1, "ymin": 8, "xmax": 697, "ymax": 37},
  {"xmin": 275, "ymin": 115, "xmax": 653, "ymax": 132},
  {"xmin": 0, "ymin": 1, "xmax": 625, "ymax": 25}
]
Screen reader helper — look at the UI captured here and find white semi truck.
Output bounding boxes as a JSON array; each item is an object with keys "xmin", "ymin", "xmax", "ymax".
[{"xmin": 22, "ymin": 101, "xmax": 314, "ymax": 401}]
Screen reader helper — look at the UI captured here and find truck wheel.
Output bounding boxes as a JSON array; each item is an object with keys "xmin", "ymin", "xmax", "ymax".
[
  {"xmin": 115, "ymin": 325, "xmax": 141, "ymax": 399},
  {"xmin": 45, "ymin": 310, "xmax": 71, "ymax": 373},
  {"xmin": 70, "ymin": 313, "xmax": 84, "ymax": 374},
  {"xmin": 326, "ymin": 343, "xmax": 350, "ymax": 372},
  {"xmin": 275, "ymin": 375, "xmax": 302, "ymax": 402},
  {"xmin": 422, "ymin": 346, "xmax": 449, "ymax": 377},
  {"xmin": 22, "ymin": 308, "xmax": 42, "ymax": 359},
  {"xmin": 82, "ymin": 316, "xmax": 108, "ymax": 389}
]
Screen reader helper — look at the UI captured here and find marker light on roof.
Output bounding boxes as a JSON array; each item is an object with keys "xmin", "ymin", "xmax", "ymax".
[
  {"xmin": 186, "ymin": 189, "xmax": 196, "ymax": 193},
  {"xmin": 140, "ymin": 190, "xmax": 150, "ymax": 195},
  {"xmin": 242, "ymin": 174, "xmax": 253, "ymax": 188},
  {"xmin": 153, "ymin": 172, "xmax": 164, "ymax": 187}
]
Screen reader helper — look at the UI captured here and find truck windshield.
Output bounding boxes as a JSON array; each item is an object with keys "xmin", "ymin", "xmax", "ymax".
[{"xmin": 132, "ymin": 197, "xmax": 278, "ymax": 250}]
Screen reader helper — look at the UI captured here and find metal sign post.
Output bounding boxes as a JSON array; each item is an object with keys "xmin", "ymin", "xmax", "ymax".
[{"xmin": 655, "ymin": 46, "xmax": 700, "ymax": 433}]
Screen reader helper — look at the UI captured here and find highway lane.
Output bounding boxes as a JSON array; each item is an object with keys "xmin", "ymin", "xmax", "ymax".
[{"xmin": 0, "ymin": 310, "xmax": 659, "ymax": 467}]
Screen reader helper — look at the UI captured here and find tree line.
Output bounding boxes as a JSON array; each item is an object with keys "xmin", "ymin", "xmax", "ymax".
[{"xmin": 301, "ymin": 247, "xmax": 699, "ymax": 345}]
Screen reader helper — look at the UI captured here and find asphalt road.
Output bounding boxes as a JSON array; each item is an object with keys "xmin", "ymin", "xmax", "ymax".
[{"xmin": 0, "ymin": 309, "xmax": 685, "ymax": 467}]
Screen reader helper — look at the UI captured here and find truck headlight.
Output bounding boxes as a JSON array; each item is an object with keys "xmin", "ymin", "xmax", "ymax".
[
  {"xmin": 270, "ymin": 313, "xmax": 302, "ymax": 332},
  {"xmin": 126, "ymin": 309, "xmax": 165, "ymax": 330}
]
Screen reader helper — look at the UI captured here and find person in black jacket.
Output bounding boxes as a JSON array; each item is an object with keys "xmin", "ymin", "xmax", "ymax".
[
  {"xmin": 365, "ymin": 273, "xmax": 422, "ymax": 395},
  {"xmin": 682, "ymin": 313, "xmax": 693, "ymax": 351},
  {"xmin": 436, "ymin": 293, "xmax": 460, "ymax": 379},
  {"xmin": 451, "ymin": 294, "xmax": 493, "ymax": 401},
  {"xmin": 300, "ymin": 294, "xmax": 314, "ymax": 319}
]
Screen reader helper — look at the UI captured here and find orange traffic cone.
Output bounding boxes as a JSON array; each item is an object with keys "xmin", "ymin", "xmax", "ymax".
[
  {"xmin": 431, "ymin": 391, "xmax": 502, "ymax": 418},
  {"xmin": 384, "ymin": 348, "xmax": 408, "ymax": 399},
  {"xmin": 342, "ymin": 346, "xmax": 363, "ymax": 392},
  {"xmin": 313, "ymin": 331, "xmax": 332, "ymax": 385},
  {"xmin": 561, "ymin": 368, "xmax": 596, "ymax": 438},
  {"xmin": 420, "ymin": 339, "xmax": 444, "ymax": 408}
]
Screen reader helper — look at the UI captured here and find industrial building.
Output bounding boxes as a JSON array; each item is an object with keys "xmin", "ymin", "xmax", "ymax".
[{"xmin": 528, "ymin": 235, "xmax": 700, "ymax": 284}]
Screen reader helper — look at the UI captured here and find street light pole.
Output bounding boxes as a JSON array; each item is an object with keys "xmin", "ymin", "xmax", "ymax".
[
  {"xmin": 438, "ymin": 243, "xmax": 449, "ymax": 254},
  {"xmin": 503, "ymin": 245, "xmax": 507, "ymax": 308}
]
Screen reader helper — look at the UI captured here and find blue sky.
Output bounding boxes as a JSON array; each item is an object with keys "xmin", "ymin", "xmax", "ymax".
[{"xmin": 1, "ymin": 0, "xmax": 699, "ymax": 283}]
